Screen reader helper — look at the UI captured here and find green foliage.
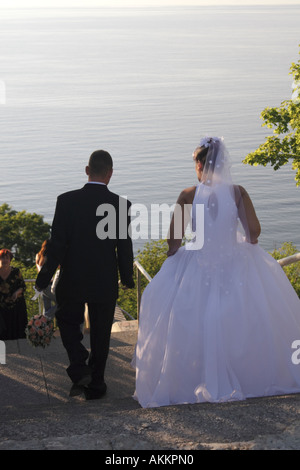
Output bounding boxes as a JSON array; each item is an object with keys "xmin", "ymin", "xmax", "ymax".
[
  {"xmin": 0, "ymin": 203, "xmax": 51, "ymax": 266},
  {"xmin": 117, "ymin": 239, "xmax": 169, "ymax": 319},
  {"xmin": 243, "ymin": 47, "xmax": 300, "ymax": 185},
  {"xmin": 270, "ymin": 242, "xmax": 300, "ymax": 297},
  {"xmin": 136, "ymin": 239, "xmax": 169, "ymax": 277}
]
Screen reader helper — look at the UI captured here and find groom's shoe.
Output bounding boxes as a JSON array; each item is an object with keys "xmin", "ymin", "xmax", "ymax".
[
  {"xmin": 69, "ymin": 373, "xmax": 92, "ymax": 397},
  {"xmin": 84, "ymin": 383, "xmax": 107, "ymax": 400},
  {"xmin": 69, "ymin": 383, "xmax": 85, "ymax": 397}
]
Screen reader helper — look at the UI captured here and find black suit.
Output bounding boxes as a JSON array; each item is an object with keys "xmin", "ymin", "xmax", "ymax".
[{"xmin": 36, "ymin": 183, "xmax": 134, "ymax": 389}]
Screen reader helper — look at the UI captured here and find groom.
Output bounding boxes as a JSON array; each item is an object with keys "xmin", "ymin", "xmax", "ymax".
[{"xmin": 36, "ymin": 150, "xmax": 134, "ymax": 399}]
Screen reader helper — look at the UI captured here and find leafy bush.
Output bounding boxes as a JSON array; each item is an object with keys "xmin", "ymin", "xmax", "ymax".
[
  {"xmin": 0, "ymin": 203, "xmax": 50, "ymax": 266},
  {"xmin": 270, "ymin": 242, "xmax": 300, "ymax": 297},
  {"xmin": 136, "ymin": 239, "xmax": 169, "ymax": 277},
  {"xmin": 117, "ymin": 239, "xmax": 169, "ymax": 319},
  {"xmin": 243, "ymin": 47, "xmax": 300, "ymax": 186}
]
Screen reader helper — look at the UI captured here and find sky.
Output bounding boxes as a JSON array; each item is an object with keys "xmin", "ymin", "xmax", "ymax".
[{"xmin": 0, "ymin": 0, "xmax": 299, "ymax": 8}]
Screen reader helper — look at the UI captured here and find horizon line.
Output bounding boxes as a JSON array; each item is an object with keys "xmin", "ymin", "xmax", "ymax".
[{"xmin": 0, "ymin": 3, "xmax": 300, "ymax": 8}]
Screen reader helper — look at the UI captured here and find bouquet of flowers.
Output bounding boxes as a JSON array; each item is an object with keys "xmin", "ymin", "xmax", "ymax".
[{"xmin": 25, "ymin": 314, "xmax": 55, "ymax": 348}]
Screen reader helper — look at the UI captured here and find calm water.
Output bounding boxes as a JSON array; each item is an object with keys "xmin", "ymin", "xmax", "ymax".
[{"xmin": 0, "ymin": 5, "xmax": 299, "ymax": 254}]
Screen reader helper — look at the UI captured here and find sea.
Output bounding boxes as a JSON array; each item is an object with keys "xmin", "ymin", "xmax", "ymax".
[{"xmin": 0, "ymin": 5, "xmax": 299, "ymax": 256}]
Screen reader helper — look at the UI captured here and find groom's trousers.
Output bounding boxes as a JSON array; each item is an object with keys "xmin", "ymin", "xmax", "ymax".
[{"xmin": 55, "ymin": 299, "xmax": 116, "ymax": 389}]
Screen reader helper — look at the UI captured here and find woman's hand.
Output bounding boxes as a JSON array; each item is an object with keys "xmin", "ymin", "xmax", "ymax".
[{"xmin": 11, "ymin": 288, "xmax": 23, "ymax": 302}]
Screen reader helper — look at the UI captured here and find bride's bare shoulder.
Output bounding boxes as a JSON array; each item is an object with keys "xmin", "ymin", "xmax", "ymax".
[
  {"xmin": 233, "ymin": 184, "xmax": 251, "ymax": 202},
  {"xmin": 177, "ymin": 185, "xmax": 197, "ymax": 205}
]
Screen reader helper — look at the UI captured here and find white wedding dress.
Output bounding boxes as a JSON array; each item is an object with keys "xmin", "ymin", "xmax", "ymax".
[{"xmin": 134, "ymin": 141, "xmax": 300, "ymax": 408}]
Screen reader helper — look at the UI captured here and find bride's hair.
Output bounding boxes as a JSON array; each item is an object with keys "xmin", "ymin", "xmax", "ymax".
[
  {"xmin": 193, "ymin": 137, "xmax": 218, "ymax": 166},
  {"xmin": 0, "ymin": 248, "xmax": 13, "ymax": 260},
  {"xmin": 194, "ymin": 139, "xmax": 223, "ymax": 179},
  {"xmin": 193, "ymin": 145, "xmax": 209, "ymax": 165}
]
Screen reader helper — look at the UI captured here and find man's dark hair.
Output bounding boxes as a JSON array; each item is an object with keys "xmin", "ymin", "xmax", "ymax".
[{"xmin": 88, "ymin": 150, "xmax": 113, "ymax": 177}]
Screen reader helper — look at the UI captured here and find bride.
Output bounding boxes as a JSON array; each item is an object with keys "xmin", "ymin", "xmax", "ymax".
[{"xmin": 133, "ymin": 137, "xmax": 300, "ymax": 408}]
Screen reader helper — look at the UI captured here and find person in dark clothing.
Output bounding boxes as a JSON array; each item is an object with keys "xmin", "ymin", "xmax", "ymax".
[
  {"xmin": 0, "ymin": 249, "xmax": 27, "ymax": 340},
  {"xmin": 36, "ymin": 150, "xmax": 134, "ymax": 399}
]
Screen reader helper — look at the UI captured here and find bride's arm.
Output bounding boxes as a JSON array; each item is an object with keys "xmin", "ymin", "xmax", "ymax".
[
  {"xmin": 167, "ymin": 187, "xmax": 196, "ymax": 256},
  {"xmin": 235, "ymin": 185, "xmax": 261, "ymax": 244}
]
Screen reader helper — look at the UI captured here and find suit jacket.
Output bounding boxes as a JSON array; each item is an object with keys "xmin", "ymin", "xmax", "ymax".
[{"xmin": 36, "ymin": 183, "xmax": 134, "ymax": 304}]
